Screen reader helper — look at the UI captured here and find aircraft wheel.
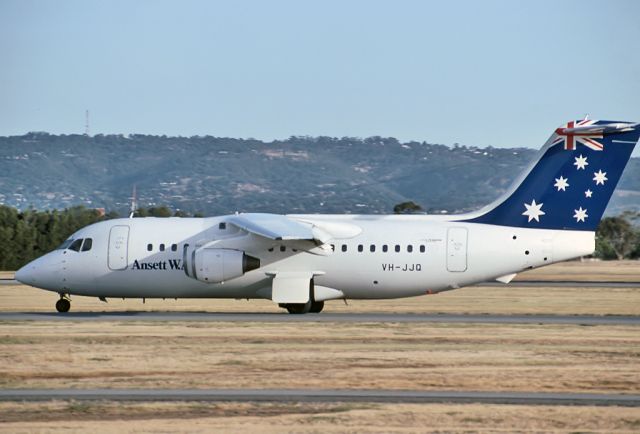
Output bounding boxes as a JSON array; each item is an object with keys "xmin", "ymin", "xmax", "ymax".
[
  {"xmin": 285, "ymin": 302, "xmax": 311, "ymax": 314},
  {"xmin": 55, "ymin": 298, "xmax": 70, "ymax": 313},
  {"xmin": 309, "ymin": 301, "xmax": 324, "ymax": 313}
]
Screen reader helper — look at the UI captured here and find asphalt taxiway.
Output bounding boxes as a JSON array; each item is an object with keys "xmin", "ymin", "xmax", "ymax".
[
  {"xmin": 3, "ymin": 279, "xmax": 640, "ymax": 287},
  {"xmin": 1, "ymin": 389, "xmax": 638, "ymax": 406},
  {"xmin": 0, "ymin": 312, "xmax": 638, "ymax": 325}
]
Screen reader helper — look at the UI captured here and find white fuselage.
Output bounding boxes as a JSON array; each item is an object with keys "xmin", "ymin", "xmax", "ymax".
[{"xmin": 21, "ymin": 215, "xmax": 595, "ymax": 301}]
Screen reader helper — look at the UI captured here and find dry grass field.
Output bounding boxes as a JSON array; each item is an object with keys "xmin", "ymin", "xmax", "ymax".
[
  {"xmin": 1, "ymin": 321, "xmax": 638, "ymax": 392},
  {"xmin": 514, "ymin": 259, "xmax": 640, "ymax": 282},
  {"xmin": 1, "ymin": 260, "xmax": 639, "ymax": 432},
  {"xmin": 1, "ymin": 401, "xmax": 640, "ymax": 433}
]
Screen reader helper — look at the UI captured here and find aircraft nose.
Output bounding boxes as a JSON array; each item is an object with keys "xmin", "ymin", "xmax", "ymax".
[
  {"xmin": 15, "ymin": 262, "xmax": 35, "ymax": 285},
  {"xmin": 15, "ymin": 254, "xmax": 61, "ymax": 290}
]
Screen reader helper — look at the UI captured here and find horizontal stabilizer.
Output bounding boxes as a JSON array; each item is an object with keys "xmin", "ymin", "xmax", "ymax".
[
  {"xmin": 495, "ymin": 273, "xmax": 517, "ymax": 284},
  {"xmin": 556, "ymin": 122, "xmax": 639, "ymax": 136}
]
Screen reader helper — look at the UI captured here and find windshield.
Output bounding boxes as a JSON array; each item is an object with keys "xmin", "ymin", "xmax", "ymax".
[{"xmin": 68, "ymin": 239, "xmax": 83, "ymax": 252}]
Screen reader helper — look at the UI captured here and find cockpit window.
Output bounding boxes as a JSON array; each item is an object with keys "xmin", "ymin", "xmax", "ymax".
[
  {"xmin": 81, "ymin": 238, "xmax": 93, "ymax": 252},
  {"xmin": 56, "ymin": 239, "xmax": 74, "ymax": 250},
  {"xmin": 68, "ymin": 239, "xmax": 83, "ymax": 252}
]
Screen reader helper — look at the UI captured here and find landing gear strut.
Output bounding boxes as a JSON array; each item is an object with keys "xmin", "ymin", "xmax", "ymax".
[{"xmin": 55, "ymin": 295, "xmax": 71, "ymax": 313}]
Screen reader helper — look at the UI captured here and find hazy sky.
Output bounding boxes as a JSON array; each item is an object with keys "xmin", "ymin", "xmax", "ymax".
[{"xmin": 1, "ymin": 0, "xmax": 639, "ymax": 149}]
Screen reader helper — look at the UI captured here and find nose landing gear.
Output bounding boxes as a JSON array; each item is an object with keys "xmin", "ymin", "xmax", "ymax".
[{"xmin": 55, "ymin": 295, "xmax": 71, "ymax": 313}]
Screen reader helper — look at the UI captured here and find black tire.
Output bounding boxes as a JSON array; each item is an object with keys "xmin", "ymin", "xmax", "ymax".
[
  {"xmin": 285, "ymin": 302, "xmax": 311, "ymax": 314},
  {"xmin": 309, "ymin": 301, "xmax": 324, "ymax": 313},
  {"xmin": 55, "ymin": 298, "xmax": 70, "ymax": 313}
]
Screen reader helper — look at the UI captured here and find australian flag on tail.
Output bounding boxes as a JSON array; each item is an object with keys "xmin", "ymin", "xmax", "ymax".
[{"xmin": 552, "ymin": 119, "xmax": 605, "ymax": 151}]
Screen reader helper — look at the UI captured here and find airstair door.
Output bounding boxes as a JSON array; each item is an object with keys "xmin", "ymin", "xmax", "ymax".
[
  {"xmin": 446, "ymin": 227, "xmax": 468, "ymax": 272},
  {"xmin": 108, "ymin": 225, "xmax": 130, "ymax": 270}
]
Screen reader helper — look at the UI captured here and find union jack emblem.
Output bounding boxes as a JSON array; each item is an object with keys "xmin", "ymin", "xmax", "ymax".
[{"xmin": 552, "ymin": 119, "xmax": 604, "ymax": 151}]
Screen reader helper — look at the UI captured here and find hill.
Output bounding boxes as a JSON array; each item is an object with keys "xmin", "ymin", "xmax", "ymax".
[{"xmin": 1, "ymin": 132, "xmax": 639, "ymax": 215}]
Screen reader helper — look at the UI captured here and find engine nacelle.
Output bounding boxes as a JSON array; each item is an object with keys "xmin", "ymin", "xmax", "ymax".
[{"xmin": 185, "ymin": 248, "xmax": 260, "ymax": 283}]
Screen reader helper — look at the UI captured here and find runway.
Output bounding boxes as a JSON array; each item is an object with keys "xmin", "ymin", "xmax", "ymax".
[
  {"xmin": 1, "ymin": 312, "xmax": 639, "ymax": 325},
  {"xmin": 2, "ymin": 279, "xmax": 640, "ymax": 287},
  {"xmin": 1, "ymin": 388, "xmax": 638, "ymax": 406}
]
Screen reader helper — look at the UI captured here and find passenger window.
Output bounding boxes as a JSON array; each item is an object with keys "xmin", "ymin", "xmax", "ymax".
[
  {"xmin": 342, "ymin": 244, "xmax": 347, "ymax": 252},
  {"xmin": 171, "ymin": 244, "xmax": 177, "ymax": 252},
  {"xmin": 407, "ymin": 245, "xmax": 413, "ymax": 253},
  {"xmin": 420, "ymin": 245, "xmax": 426, "ymax": 253},
  {"xmin": 395, "ymin": 245, "xmax": 400, "ymax": 253},
  {"xmin": 81, "ymin": 238, "xmax": 93, "ymax": 252},
  {"xmin": 280, "ymin": 246, "xmax": 286, "ymax": 252},
  {"xmin": 370, "ymin": 244, "xmax": 376, "ymax": 252},
  {"xmin": 268, "ymin": 247, "xmax": 274, "ymax": 252},
  {"xmin": 160, "ymin": 244, "xmax": 165, "ymax": 252},
  {"xmin": 382, "ymin": 245, "xmax": 388, "ymax": 252},
  {"xmin": 147, "ymin": 244, "xmax": 153, "ymax": 252},
  {"xmin": 357, "ymin": 244, "xmax": 363, "ymax": 252},
  {"xmin": 68, "ymin": 239, "xmax": 83, "ymax": 252},
  {"xmin": 219, "ymin": 222, "xmax": 226, "ymax": 230}
]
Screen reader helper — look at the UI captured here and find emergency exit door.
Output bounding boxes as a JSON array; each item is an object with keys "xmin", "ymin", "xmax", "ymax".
[
  {"xmin": 108, "ymin": 225, "xmax": 130, "ymax": 270},
  {"xmin": 446, "ymin": 227, "xmax": 468, "ymax": 272}
]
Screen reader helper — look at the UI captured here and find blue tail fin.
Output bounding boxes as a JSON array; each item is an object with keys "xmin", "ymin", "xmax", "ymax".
[{"xmin": 460, "ymin": 120, "xmax": 640, "ymax": 231}]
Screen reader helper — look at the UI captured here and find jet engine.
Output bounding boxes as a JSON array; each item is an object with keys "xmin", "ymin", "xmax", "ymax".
[{"xmin": 183, "ymin": 247, "xmax": 260, "ymax": 283}]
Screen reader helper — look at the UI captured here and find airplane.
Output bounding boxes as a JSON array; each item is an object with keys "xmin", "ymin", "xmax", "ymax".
[{"xmin": 15, "ymin": 119, "xmax": 640, "ymax": 314}]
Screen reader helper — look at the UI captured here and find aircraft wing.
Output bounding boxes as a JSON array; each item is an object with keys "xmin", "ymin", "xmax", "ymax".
[{"xmin": 226, "ymin": 213, "xmax": 331, "ymax": 244}]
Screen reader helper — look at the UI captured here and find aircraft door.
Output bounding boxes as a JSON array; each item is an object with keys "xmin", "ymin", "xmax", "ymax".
[
  {"xmin": 446, "ymin": 227, "xmax": 468, "ymax": 272},
  {"xmin": 108, "ymin": 225, "xmax": 130, "ymax": 270}
]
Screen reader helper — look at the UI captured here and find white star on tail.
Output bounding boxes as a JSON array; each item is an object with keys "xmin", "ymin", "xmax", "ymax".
[
  {"xmin": 554, "ymin": 176, "xmax": 569, "ymax": 191},
  {"xmin": 573, "ymin": 207, "xmax": 588, "ymax": 222},
  {"xmin": 523, "ymin": 200, "xmax": 545, "ymax": 222},
  {"xmin": 585, "ymin": 189, "xmax": 593, "ymax": 198},
  {"xmin": 574, "ymin": 154, "xmax": 588, "ymax": 170},
  {"xmin": 593, "ymin": 170, "xmax": 608, "ymax": 185}
]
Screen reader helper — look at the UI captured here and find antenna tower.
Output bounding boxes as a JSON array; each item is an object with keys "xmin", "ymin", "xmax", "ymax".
[
  {"xmin": 129, "ymin": 185, "xmax": 138, "ymax": 218},
  {"xmin": 84, "ymin": 110, "xmax": 90, "ymax": 136}
]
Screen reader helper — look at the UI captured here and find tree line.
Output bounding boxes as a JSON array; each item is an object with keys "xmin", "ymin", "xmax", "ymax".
[
  {"xmin": 0, "ymin": 205, "xmax": 199, "ymax": 270},
  {"xmin": 0, "ymin": 204, "xmax": 638, "ymax": 270},
  {"xmin": 595, "ymin": 212, "xmax": 640, "ymax": 260}
]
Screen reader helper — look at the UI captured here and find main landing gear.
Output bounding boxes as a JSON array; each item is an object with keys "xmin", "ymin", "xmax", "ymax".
[
  {"xmin": 55, "ymin": 294, "xmax": 71, "ymax": 313},
  {"xmin": 281, "ymin": 300, "xmax": 324, "ymax": 314},
  {"xmin": 280, "ymin": 279, "xmax": 325, "ymax": 314}
]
